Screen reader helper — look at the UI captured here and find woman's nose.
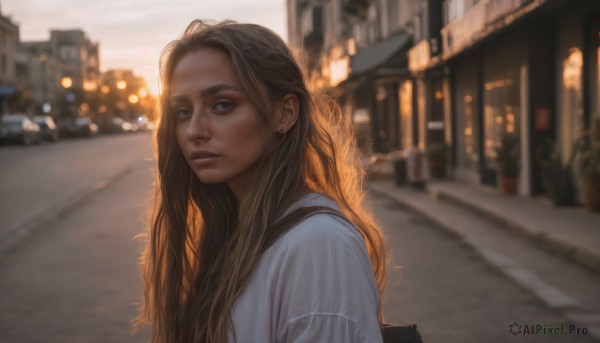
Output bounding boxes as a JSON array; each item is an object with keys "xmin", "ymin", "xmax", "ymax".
[{"xmin": 186, "ymin": 111, "xmax": 209, "ymax": 141}]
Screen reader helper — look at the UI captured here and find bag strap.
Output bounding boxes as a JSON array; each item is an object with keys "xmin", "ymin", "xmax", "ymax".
[{"xmin": 263, "ymin": 205, "xmax": 352, "ymax": 252}]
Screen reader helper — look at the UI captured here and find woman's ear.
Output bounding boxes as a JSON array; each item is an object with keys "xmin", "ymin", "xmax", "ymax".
[{"xmin": 274, "ymin": 93, "xmax": 299, "ymax": 133}]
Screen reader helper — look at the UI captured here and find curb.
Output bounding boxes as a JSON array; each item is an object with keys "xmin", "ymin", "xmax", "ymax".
[
  {"xmin": 0, "ymin": 162, "xmax": 137, "ymax": 257},
  {"xmin": 368, "ymin": 182, "xmax": 580, "ymax": 310},
  {"xmin": 429, "ymin": 186, "xmax": 600, "ymax": 276},
  {"xmin": 369, "ymin": 181, "xmax": 600, "ymax": 341}
]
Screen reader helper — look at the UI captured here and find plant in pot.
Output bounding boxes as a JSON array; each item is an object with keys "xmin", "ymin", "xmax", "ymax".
[
  {"xmin": 495, "ymin": 132, "xmax": 519, "ymax": 195},
  {"xmin": 538, "ymin": 139, "xmax": 576, "ymax": 206},
  {"xmin": 577, "ymin": 118, "xmax": 600, "ymax": 212},
  {"xmin": 426, "ymin": 143, "xmax": 448, "ymax": 179}
]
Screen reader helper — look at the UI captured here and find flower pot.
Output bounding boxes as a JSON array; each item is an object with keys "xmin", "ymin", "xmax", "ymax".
[
  {"xmin": 429, "ymin": 161, "xmax": 446, "ymax": 179},
  {"xmin": 583, "ymin": 182, "xmax": 600, "ymax": 212},
  {"xmin": 499, "ymin": 175, "xmax": 517, "ymax": 196},
  {"xmin": 550, "ymin": 169, "xmax": 576, "ymax": 206}
]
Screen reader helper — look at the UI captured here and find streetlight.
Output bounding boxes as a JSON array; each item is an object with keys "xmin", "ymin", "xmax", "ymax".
[
  {"xmin": 128, "ymin": 94, "xmax": 139, "ymax": 104},
  {"xmin": 61, "ymin": 76, "xmax": 73, "ymax": 89},
  {"xmin": 116, "ymin": 80, "xmax": 127, "ymax": 90},
  {"xmin": 61, "ymin": 76, "xmax": 75, "ymax": 120}
]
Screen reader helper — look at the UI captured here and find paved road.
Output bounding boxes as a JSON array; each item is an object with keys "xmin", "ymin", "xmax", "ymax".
[
  {"xmin": 0, "ymin": 133, "xmax": 153, "ymax": 246},
  {"xmin": 373, "ymin": 192, "xmax": 598, "ymax": 342},
  {"xmin": 0, "ymin": 135, "xmax": 597, "ymax": 342},
  {"xmin": 0, "ymin": 156, "xmax": 153, "ymax": 342}
]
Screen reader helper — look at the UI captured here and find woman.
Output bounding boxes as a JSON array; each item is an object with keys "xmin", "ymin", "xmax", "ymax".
[{"xmin": 137, "ymin": 20, "xmax": 387, "ymax": 343}]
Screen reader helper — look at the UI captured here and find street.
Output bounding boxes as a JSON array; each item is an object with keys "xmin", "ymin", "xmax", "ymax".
[
  {"xmin": 0, "ymin": 134, "xmax": 598, "ymax": 342},
  {"xmin": 374, "ymin": 192, "xmax": 597, "ymax": 342}
]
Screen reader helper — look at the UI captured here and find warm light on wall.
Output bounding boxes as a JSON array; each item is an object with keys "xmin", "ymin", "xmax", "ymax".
[
  {"xmin": 61, "ymin": 76, "xmax": 73, "ymax": 89},
  {"xmin": 116, "ymin": 80, "xmax": 127, "ymax": 90},
  {"xmin": 83, "ymin": 81, "xmax": 97, "ymax": 92},
  {"xmin": 329, "ymin": 58, "xmax": 349, "ymax": 87}
]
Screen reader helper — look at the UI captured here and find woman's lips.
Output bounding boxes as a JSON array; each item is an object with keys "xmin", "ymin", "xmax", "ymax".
[{"xmin": 189, "ymin": 150, "xmax": 220, "ymax": 167}]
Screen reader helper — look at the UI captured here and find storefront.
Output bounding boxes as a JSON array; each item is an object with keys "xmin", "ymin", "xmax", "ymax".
[
  {"xmin": 452, "ymin": 53, "xmax": 481, "ymax": 184},
  {"xmin": 480, "ymin": 32, "xmax": 528, "ymax": 191}
]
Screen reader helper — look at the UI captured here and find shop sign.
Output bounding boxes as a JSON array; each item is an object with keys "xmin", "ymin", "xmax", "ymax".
[{"xmin": 534, "ymin": 106, "xmax": 551, "ymax": 132}]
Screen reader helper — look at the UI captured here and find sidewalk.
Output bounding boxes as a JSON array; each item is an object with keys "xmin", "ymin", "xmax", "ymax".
[
  {"xmin": 369, "ymin": 176, "xmax": 600, "ymax": 275},
  {"xmin": 368, "ymin": 175, "xmax": 600, "ymax": 340}
]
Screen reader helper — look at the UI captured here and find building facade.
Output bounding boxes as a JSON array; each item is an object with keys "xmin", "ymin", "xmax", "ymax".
[
  {"xmin": 289, "ymin": 0, "xmax": 600, "ymax": 207},
  {"xmin": 15, "ymin": 29, "xmax": 101, "ymax": 120},
  {"xmin": 0, "ymin": 10, "xmax": 18, "ymax": 114}
]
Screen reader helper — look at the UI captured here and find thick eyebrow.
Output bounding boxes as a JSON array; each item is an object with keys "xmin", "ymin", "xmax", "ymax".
[{"xmin": 169, "ymin": 84, "xmax": 242, "ymax": 103}]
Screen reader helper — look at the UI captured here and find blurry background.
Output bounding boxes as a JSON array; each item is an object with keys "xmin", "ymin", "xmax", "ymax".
[{"xmin": 1, "ymin": 0, "xmax": 600, "ymax": 342}]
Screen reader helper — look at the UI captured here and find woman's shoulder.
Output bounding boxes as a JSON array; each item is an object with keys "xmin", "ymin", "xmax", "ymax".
[{"xmin": 276, "ymin": 193, "xmax": 365, "ymax": 249}]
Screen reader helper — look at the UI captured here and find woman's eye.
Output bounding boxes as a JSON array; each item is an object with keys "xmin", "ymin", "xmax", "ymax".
[
  {"xmin": 174, "ymin": 108, "xmax": 191, "ymax": 119},
  {"xmin": 213, "ymin": 100, "xmax": 233, "ymax": 112}
]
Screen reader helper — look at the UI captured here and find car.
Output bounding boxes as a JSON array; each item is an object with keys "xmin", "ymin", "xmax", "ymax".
[
  {"xmin": 34, "ymin": 115, "xmax": 60, "ymax": 142},
  {"xmin": 60, "ymin": 117, "xmax": 99, "ymax": 138},
  {"xmin": 108, "ymin": 117, "xmax": 130, "ymax": 134},
  {"xmin": 0, "ymin": 114, "xmax": 42, "ymax": 145}
]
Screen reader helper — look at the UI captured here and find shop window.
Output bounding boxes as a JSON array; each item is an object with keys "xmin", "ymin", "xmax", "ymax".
[
  {"xmin": 399, "ymin": 80, "xmax": 413, "ymax": 149},
  {"xmin": 561, "ymin": 48, "xmax": 583, "ymax": 163},
  {"xmin": 483, "ymin": 70, "xmax": 520, "ymax": 170},
  {"xmin": 460, "ymin": 91, "xmax": 478, "ymax": 168}
]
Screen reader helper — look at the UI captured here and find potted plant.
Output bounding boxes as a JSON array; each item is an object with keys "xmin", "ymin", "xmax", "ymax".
[
  {"xmin": 495, "ymin": 132, "xmax": 519, "ymax": 195},
  {"xmin": 539, "ymin": 139, "xmax": 576, "ymax": 206},
  {"xmin": 426, "ymin": 143, "xmax": 448, "ymax": 179},
  {"xmin": 577, "ymin": 118, "xmax": 600, "ymax": 212}
]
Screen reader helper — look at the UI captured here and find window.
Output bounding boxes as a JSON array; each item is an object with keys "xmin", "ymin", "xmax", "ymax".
[
  {"xmin": 399, "ymin": 80, "xmax": 413, "ymax": 149},
  {"xmin": 59, "ymin": 45, "xmax": 78, "ymax": 61},
  {"xmin": 483, "ymin": 70, "xmax": 520, "ymax": 168},
  {"xmin": 561, "ymin": 48, "xmax": 584, "ymax": 162}
]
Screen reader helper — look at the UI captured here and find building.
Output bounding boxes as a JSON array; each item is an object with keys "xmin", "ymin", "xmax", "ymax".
[
  {"xmin": 0, "ymin": 9, "xmax": 18, "ymax": 114},
  {"xmin": 48, "ymin": 29, "xmax": 100, "ymax": 92},
  {"xmin": 289, "ymin": 0, "xmax": 421, "ymax": 154},
  {"xmin": 16, "ymin": 29, "xmax": 100, "ymax": 120},
  {"xmin": 436, "ymin": 0, "xmax": 600, "ymax": 199},
  {"xmin": 99, "ymin": 69, "xmax": 150, "ymax": 124},
  {"xmin": 290, "ymin": 0, "xmax": 600, "ymax": 207},
  {"xmin": 16, "ymin": 41, "xmax": 62, "ymax": 116}
]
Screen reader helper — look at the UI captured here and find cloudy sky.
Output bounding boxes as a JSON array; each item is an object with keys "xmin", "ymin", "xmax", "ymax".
[{"xmin": 3, "ymin": 0, "xmax": 288, "ymax": 94}]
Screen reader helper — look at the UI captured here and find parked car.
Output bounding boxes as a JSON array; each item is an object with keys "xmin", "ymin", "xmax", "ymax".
[
  {"xmin": 136, "ymin": 115, "xmax": 155, "ymax": 131},
  {"xmin": 108, "ymin": 117, "xmax": 129, "ymax": 133},
  {"xmin": 60, "ymin": 117, "xmax": 99, "ymax": 138},
  {"xmin": 0, "ymin": 114, "xmax": 42, "ymax": 145},
  {"xmin": 34, "ymin": 115, "xmax": 59, "ymax": 142}
]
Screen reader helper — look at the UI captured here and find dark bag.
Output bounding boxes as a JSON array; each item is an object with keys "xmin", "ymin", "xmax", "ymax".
[{"xmin": 382, "ymin": 324, "xmax": 423, "ymax": 343}]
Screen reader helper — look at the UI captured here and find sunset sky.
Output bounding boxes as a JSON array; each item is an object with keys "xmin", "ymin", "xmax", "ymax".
[{"xmin": 3, "ymin": 0, "xmax": 287, "ymax": 95}]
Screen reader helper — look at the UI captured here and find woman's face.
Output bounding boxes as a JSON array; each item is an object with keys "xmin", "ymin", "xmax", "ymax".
[{"xmin": 170, "ymin": 48, "xmax": 269, "ymax": 199}]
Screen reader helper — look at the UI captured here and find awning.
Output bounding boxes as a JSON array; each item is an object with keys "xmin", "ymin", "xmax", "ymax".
[
  {"xmin": 350, "ymin": 32, "xmax": 411, "ymax": 76},
  {"xmin": 0, "ymin": 86, "xmax": 16, "ymax": 97}
]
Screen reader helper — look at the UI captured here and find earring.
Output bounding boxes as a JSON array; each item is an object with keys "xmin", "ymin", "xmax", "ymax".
[{"xmin": 279, "ymin": 128, "xmax": 287, "ymax": 140}]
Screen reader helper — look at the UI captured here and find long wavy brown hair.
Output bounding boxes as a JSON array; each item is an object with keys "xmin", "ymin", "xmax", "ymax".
[{"xmin": 136, "ymin": 20, "xmax": 387, "ymax": 343}]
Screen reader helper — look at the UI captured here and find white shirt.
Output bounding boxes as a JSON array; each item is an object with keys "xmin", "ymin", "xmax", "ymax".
[{"xmin": 227, "ymin": 193, "xmax": 383, "ymax": 343}]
